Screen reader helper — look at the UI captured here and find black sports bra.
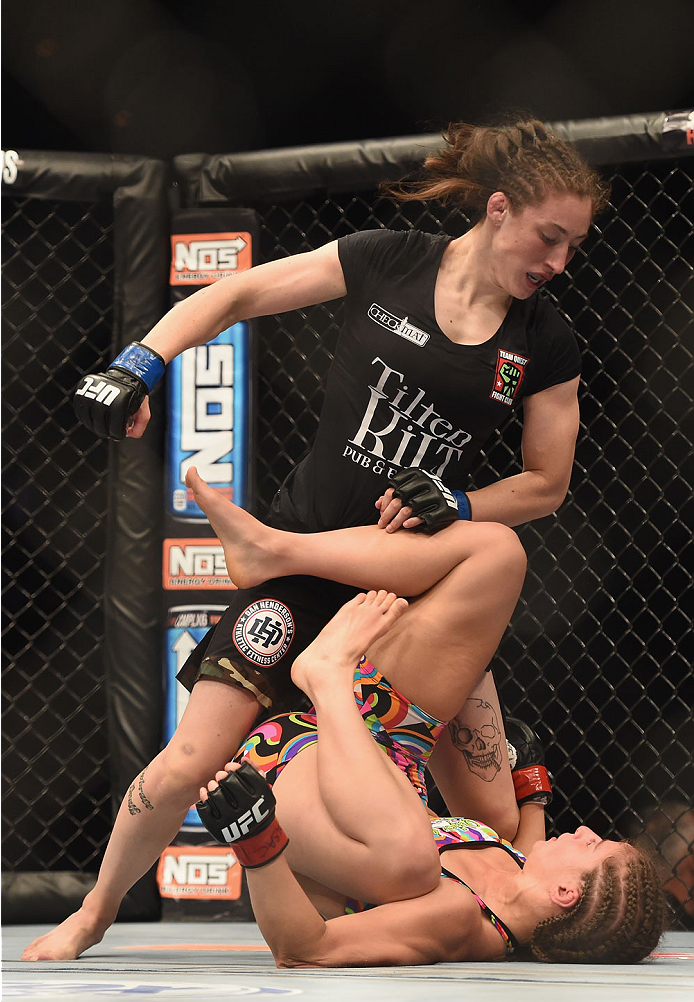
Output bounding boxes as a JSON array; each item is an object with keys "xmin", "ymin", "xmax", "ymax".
[{"xmin": 433, "ymin": 817, "xmax": 525, "ymax": 955}]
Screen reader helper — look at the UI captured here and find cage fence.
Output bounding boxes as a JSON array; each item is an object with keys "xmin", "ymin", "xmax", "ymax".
[
  {"xmin": 2, "ymin": 196, "xmax": 115, "ymax": 873},
  {"xmin": 2, "ymin": 136, "xmax": 692, "ymax": 927}
]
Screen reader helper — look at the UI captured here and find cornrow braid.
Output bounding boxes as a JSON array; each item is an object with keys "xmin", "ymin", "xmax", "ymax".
[
  {"xmin": 382, "ymin": 116, "xmax": 610, "ymax": 221},
  {"xmin": 530, "ymin": 844, "xmax": 669, "ymax": 964}
]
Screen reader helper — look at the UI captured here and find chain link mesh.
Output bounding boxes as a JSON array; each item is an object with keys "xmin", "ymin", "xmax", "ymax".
[
  {"xmin": 251, "ymin": 160, "xmax": 693, "ymax": 926},
  {"xmin": 2, "ymin": 196, "xmax": 114, "ymax": 872},
  {"xmin": 2, "ymin": 158, "xmax": 692, "ymax": 928}
]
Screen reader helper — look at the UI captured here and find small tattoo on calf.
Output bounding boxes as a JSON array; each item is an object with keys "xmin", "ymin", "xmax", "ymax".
[
  {"xmin": 138, "ymin": 769, "xmax": 154, "ymax": 811},
  {"xmin": 449, "ymin": 698, "xmax": 503, "ymax": 782},
  {"xmin": 127, "ymin": 780, "xmax": 140, "ymax": 816}
]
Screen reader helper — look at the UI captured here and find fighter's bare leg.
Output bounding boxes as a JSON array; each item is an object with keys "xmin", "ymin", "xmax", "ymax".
[
  {"xmin": 284, "ymin": 536, "xmax": 525, "ymax": 892},
  {"xmin": 366, "ymin": 523, "xmax": 527, "ymax": 724},
  {"xmin": 428, "ymin": 672, "xmax": 520, "ymax": 840},
  {"xmin": 202, "ymin": 592, "xmax": 439, "ymax": 902},
  {"xmin": 185, "ymin": 466, "xmax": 512, "ymax": 597},
  {"xmin": 357, "ymin": 528, "xmax": 525, "ymax": 838},
  {"xmin": 22, "ymin": 681, "xmax": 260, "ymax": 961}
]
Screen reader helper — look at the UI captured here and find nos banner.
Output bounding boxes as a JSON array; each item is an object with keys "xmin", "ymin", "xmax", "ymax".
[
  {"xmin": 165, "ymin": 210, "xmax": 258, "ymax": 517},
  {"xmin": 163, "ymin": 208, "xmax": 259, "ymax": 831}
]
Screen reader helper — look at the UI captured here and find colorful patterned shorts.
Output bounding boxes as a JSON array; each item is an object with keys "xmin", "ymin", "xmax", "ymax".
[{"xmin": 233, "ymin": 656, "xmax": 446, "ymax": 802}]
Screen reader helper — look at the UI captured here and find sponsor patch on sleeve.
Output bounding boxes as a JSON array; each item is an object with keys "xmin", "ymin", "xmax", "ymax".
[{"xmin": 490, "ymin": 349, "xmax": 529, "ymax": 405}]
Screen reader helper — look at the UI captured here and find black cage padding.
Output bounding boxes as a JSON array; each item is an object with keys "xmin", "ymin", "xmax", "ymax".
[{"xmin": 173, "ymin": 111, "xmax": 693, "ymax": 205}]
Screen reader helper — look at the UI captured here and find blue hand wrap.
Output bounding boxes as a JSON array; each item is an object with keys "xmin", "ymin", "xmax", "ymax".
[
  {"xmin": 452, "ymin": 490, "xmax": 471, "ymax": 521},
  {"xmin": 110, "ymin": 342, "xmax": 165, "ymax": 393}
]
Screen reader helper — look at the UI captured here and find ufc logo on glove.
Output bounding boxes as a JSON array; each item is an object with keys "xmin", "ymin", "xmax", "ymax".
[
  {"xmin": 221, "ymin": 796, "xmax": 271, "ymax": 842},
  {"xmin": 74, "ymin": 377, "xmax": 122, "ymax": 407}
]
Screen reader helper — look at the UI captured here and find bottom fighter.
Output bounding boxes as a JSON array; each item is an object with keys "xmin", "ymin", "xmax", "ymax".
[
  {"xmin": 198, "ymin": 590, "xmax": 666, "ymax": 966},
  {"xmin": 184, "ymin": 476, "xmax": 667, "ymax": 966}
]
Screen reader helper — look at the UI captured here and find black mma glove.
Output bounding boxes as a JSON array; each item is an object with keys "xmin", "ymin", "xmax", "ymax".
[
  {"xmin": 196, "ymin": 760, "xmax": 289, "ymax": 869},
  {"xmin": 389, "ymin": 467, "xmax": 470, "ymax": 534},
  {"xmin": 506, "ymin": 717, "xmax": 553, "ymax": 807},
  {"xmin": 73, "ymin": 342, "xmax": 166, "ymax": 440}
]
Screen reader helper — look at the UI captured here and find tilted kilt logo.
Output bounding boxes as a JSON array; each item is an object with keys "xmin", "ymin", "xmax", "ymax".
[
  {"xmin": 368, "ymin": 303, "xmax": 430, "ymax": 347},
  {"xmin": 233, "ymin": 599, "xmax": 295, "ymax": 666},
  {"xmin": 342, "ymin": 356, "xmax": 472, "ymax": 478},
  {"xmin": 490, "ymin": 349, "xmax": 529, "ymax": 405}
]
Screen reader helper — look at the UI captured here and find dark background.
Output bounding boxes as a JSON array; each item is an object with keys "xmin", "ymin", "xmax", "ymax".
[{"xmin": 3, "ymin": 0, "xmax": 694, "ymax": 158}]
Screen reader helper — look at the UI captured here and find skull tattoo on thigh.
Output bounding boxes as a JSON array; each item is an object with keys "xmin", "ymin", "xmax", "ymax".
[{"xmin": 448, "ymin": 698, "xmax": 503, "ymax": 781}]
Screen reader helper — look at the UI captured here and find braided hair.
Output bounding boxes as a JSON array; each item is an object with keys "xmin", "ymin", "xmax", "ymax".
[
  {"xmin": 530, "ymin": 843, "xmax": 669, "ymax": 964},
  {"xmin": 383, "ymin": 117, "xmax": 610, "ymax": 221}
]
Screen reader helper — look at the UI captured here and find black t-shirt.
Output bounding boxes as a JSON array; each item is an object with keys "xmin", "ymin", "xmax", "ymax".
[{"xmin": 272, "ymin": 228, "xmax": 581, "ymax": 532}]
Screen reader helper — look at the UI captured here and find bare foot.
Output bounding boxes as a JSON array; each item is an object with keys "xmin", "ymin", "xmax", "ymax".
[
  {"xmin": 185, "ymin": 466, "xmax": 281, "ymax": 589},
  {"xmin": 291, "ymin": 590, "xmax": 408, "ymax": 700},
  {"xmin": 21, "ymin": 902, "xmax": 112, "ymax": 961}
]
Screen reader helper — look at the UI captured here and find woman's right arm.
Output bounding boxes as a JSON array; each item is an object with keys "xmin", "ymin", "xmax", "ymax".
[
  {"xmin": 142, "ymin": 241, "xmax": 346, "ymax": 361},
  {"xmin": 125, "ymin": 242, "xmax": 346, "ymax": 437},
  {"xmin": 197, "ymin": 761, "xmax": 478, "ymax": 967}
]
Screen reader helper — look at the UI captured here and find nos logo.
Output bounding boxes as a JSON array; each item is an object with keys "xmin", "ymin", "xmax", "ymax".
[
  {"xmin": 160, "ymin": 851, "xmax": 235, "ymax": 886},
  {"xmin": 170, "ymin": 231, "xmax": 252, "ymax": 285},
  {"xmin": 174, "ymin": 237, "xmax": 247, "ymax": 272},
  {"xmin": 164, "ymin": 539, "xmax": 231, "ymax": 589},
  {"xmin": 180, "ymin": 343, "xmax": 234, "ymax": 483},
  {"xmin": 156, "ymin": 846, "xmax": 244, "ymax": 900}
]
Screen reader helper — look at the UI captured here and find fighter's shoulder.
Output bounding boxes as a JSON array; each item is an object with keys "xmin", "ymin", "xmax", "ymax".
[
  {"xmin": 523, "ymin": 291, "xmax": 573, "ymax": 338},
  {"xmin": 432, "ymin": 876, "xmax": 496, "ymax": 959},
  {"xmin": 338, "ymin": 227, "xmax": 447, "ymax": 268}
]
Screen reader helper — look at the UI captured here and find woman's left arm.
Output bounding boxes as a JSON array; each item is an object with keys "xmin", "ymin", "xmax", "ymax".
[
  {"xmin": 377, "ymin": 376, "xmax": 580, "ymax": 531},
  {"xmin": 248, "ymin": 858, "xmax": 472, "ymax": 967},
  {"xmin": 463, "ymin": 376, "xmax": 580, "ymax": 527}
]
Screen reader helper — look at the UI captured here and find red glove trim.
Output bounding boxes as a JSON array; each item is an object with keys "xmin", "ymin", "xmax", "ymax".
[
  {"xmin": 232, "ymin": 818, "xmax": 290, "ymax": 869},
  {"xmin": 512, "ymin": 765, "xmax": 553, "ymax": 805}
]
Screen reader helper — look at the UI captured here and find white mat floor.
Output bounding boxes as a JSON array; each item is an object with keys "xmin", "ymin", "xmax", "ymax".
[{"xmin": 4, "ymin": 922, "xmax": 694, "ymax": 1001}]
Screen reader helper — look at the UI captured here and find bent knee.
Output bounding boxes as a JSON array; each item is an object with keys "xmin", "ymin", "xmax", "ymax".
[
  {"xmin": 484, "ymin": 801, "xmax": 521, "ymax": 844},
  {"xmin": 154, "ymin": 743, "xmax": 230, "ymax": 803},
  {"xmin": 479, "ymin": 523, "xmax": 527, "ymax": 572},
  {"xmin": 374, "ymin": 831, "xmax": 440, "ymax": 900},
  {"xmin": 402, "ymin": 842, "xmax": 441, "ymax": 897}
]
